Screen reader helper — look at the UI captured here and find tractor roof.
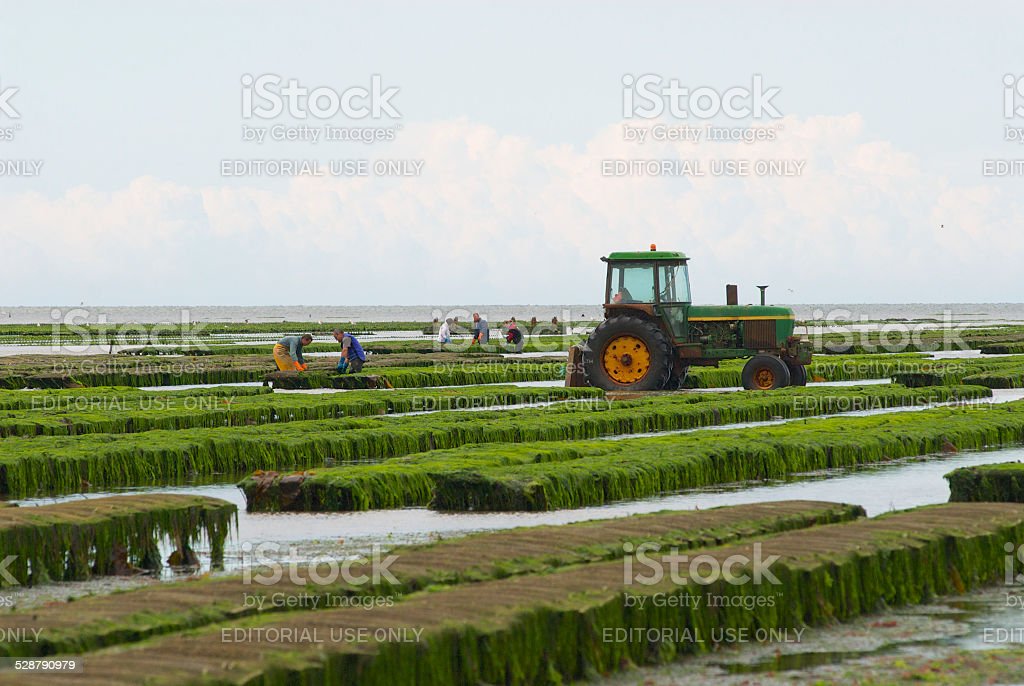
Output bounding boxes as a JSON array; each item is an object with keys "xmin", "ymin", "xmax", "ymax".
[{"xmin": 604, "ymin": 250, "xmax": 688, "ymax": 262}]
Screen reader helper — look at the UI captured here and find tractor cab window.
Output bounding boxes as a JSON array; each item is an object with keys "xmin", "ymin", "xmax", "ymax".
[
  {"xmin": 610, "ymin": 265, "xmax": 656, "ymax": 304},
  {"xmin": 658, "ymin": 263, "xmax": 691, "ymax": 303}
]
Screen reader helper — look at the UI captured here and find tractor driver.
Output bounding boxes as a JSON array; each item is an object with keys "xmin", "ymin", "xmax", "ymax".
[{"xmin": 612, "ymin": 287, "xmax": 635, "ymax": 304}]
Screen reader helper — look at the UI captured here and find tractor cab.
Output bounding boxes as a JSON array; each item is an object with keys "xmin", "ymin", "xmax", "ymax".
[
  {"xmin": 604, "ymin": 247, "xmax": 691, "ymax": 343},
  {"xmin": 604, "ymin": 250, "xmax": 690, "ymax": 305}
]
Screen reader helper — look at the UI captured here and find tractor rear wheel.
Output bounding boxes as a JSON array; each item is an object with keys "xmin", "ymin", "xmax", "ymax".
[
  {"xmin": 582, "ymin": 316, "xmax": 673, "ymax": 391},
  {"xmin": 786, "ymin": 360, "xmax": 808, "ymax": 387},
  {"xmin": 741, "ymin": 354, "xmax": 791, "ymax": 390}
]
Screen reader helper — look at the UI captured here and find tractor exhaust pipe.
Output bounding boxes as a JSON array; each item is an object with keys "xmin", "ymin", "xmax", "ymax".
[
  {"xmin": 726, "ymin": 284, "xmax": 738, "ymax": 306},
  {"xmin": 757, "ymin": 285, "xmax": 768, "ymax": 306}
]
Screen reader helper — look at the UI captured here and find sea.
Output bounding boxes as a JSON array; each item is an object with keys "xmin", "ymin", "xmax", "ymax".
[{"xmin": 2, "ymin": 304, "xmax": 1024, "ymax": 325}]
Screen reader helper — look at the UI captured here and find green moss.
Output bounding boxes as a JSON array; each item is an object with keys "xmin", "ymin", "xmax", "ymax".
[
  {"xmin": 890, "ymin": 355, "xmax": 1024, "ymax": 388},
  {"xmin": 810, "ymin": 325, "xmax": 1024, "ymax": 354},
  {"xmin": 0, "ymin": 384, "xmax": 989, "ymax": 498},
  {"xmin": 238, "ymin": 384, "xmax": 994, "ymax": 512},
  {"xmin": 266, "ymin": 361, "xmax": 567, "ymax": 390},
  {"xmin": 0, "ymin": 385, "xmax": 598, "ymax": 437},
  {"xmin": 0, "ymin": 494, "xmax": 235, "ymax": 587},
  {"xmin": 685, "ymin": 353, "xmax": 931, "ymax": 388},
  {"xmin": 981, "ymin": 343, "xmax": 1024, "ymax": 355},
  {"xmin": 947, "ymin": 462, "xmax": 1024, "ymax": 502},
  {"xmin": 0, "ymin": 354, "xmax": 568, "ymax": 390},
  {"xmin": 0, "ymin": 500, "xmax": 860, "ymax": 657},
  {"xmin": 0, "ymin": 351, "xmax": 960, "ymax": 391},
  {"xmin": 0, "ymin": 385, "xmax": 270, "ymax": 413}
]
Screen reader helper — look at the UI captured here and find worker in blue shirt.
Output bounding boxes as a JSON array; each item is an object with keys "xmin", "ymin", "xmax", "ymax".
[{"xmin": 332, "ymin": 329, "xmax": 367, "ymax": 373}]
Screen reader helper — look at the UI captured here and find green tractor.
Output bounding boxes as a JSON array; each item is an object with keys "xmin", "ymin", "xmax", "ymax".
[{"xmin": 577, "ymin": 246, "xmax": 812, "ymax": 391}]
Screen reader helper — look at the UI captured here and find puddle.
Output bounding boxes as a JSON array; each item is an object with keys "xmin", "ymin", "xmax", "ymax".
[
  {"xmin": 272, "ymin": 387, "xmax": 356, "ymax": 394},
  {"xmin": 810, "ymin": 378, "xmax": 891, "ymax": 386},
  {"xmin": 434, "ymin": 379, "xmax": 566, "ymax": 389},
  {"xmin": 688, "ymin": 379, "xmax": 891, "ymax": 394},
  {"xmin": 0, "ymin": 345, "xmax": 139, "ymax": 357},
  {"xmin": 139, "ymin": 381, "xmax": 266, "ymax": 391},
  {"xmin": 500, "ymin": 351, "xmax": 568, "ymax": 359},
  {"xmin": 382, "ymin": 400, "xmax": 564, "ymax": 417},
  {"xmin": 929, "ymin": 349, "xmax": 1016, "ymax": 359}
]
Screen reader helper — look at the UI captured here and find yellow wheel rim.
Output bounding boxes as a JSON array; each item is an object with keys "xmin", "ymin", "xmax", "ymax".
[
  {"xmin": 753, "ymin": 367, "xmax": 776, "ymax": 390},
  {"xmin": 601, "ymin": 335, "xmax": 651, "ymax": 384}
]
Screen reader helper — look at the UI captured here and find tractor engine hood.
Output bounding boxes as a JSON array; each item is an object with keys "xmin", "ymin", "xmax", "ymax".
[{"xmin": 687, "ymin": 305, "xmax": 795, "ymax": 321}]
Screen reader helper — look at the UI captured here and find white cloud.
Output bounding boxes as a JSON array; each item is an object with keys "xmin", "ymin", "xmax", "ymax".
[{"xmin": 0, "ymin": 114, "xmax": 1014, "ymax": 305}]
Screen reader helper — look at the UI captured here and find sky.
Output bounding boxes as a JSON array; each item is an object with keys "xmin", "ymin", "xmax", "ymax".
[{"xmin": 1, "ymin": 1, "xmax": 1022, "ymax": 306}]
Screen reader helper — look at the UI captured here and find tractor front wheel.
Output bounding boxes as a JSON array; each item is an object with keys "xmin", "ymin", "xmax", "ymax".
[
  {"xmin": 741, "ymin": 354, "xmax": 792, "ymax": 390},
  {"xmin": 582, "ymin": 317, "xmax": 673, "ymax": 391}
]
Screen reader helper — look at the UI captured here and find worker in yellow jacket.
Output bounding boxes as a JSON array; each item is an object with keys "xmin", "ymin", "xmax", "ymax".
[{"xmin": 274, "ymin": 334, "xmax": 313, "ymax": 372}]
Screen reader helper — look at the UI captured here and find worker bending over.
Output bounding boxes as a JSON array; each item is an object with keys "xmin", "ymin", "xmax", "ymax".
[
  {"xmin": 469, "ymin": 312, "xmax": 489, "ymax": 348},
  {"xmin": 274, "ymin": 334, "xmax": 312, "ymax": 372},
  {"xmin": 505, "ymin": 318, "xmax": 525, "ymax": 353},
  {"xmin": 333, "ymin": 329, "xmax": 367, "ymax": 373}
]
